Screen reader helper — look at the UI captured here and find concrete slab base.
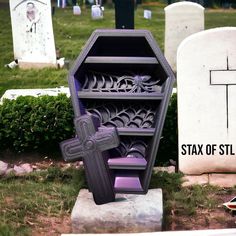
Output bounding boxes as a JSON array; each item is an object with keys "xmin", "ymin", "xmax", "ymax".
[
  {"xmin": 182, "ymin": 173, "xmax": 236, "ymax": 187},
  {"xmin": 71, "ymin": 189, "xmax": 163, "ymax": 233}
]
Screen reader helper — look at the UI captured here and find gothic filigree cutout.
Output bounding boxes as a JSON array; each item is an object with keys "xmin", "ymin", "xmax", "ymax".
[
  {"xmin": 110, "ymin": 138, "xmax": 148, "ymax": 159},
  {"xmin": 81, "ymin": 71, "xmax": 161, "ymax": 93},
  {"xmin": 86, "ymin": 101, "xmax": 157, "ymax": 129}
]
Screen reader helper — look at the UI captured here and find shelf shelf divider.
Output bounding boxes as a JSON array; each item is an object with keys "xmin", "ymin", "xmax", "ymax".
[
  {"xmin": 108, "ymin": 157, "xmax": 147, "ymax": 170},
  {"xmin": 78, "ymin": 92, "xmax": 164, "ymax": 100},
  {"xmin": 84, "ymin": 56, "xmax": 159, "ymax": 64}
]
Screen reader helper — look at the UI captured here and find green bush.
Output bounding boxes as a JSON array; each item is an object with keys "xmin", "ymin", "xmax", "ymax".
[
  {"xmin": 0, "ymin": 94, "xmax": 74, "ymax": 152},
  {"xmin": 0, "ymin": 93, "xmax": 178, "ymax": 164},
  {"xmin": 157, "ymin": 93, "xmax": 178, "ymax": 165}
]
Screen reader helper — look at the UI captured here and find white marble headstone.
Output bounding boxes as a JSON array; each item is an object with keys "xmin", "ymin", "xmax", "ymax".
[
  {"xmin": 177, "ymin": 27, "xmax": 236, "ymax": 174},
  {"xmin": 9, "ymin": 0, "xmax": 57, "ymax": 68},
  {"xmin": 144, "ymin": 10, "xmax": 152, "ymax": 19},
  {"xmin": 164, "ymin": 1, "xmax": 204, "ymax": 72},
  {"xmin": 0, "ymin": 87, "xmax": 70, "ymax": 104},
  {"xmin": 91, "ymin": 5, "xmax": 103, "ymax": 20},
  {"xmin": 73, "ymin": 5, "xmax": 81, "ymax": 15}
]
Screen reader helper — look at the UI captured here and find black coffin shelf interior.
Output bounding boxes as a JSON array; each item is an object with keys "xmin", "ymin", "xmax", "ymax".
[{"xmin": 60, "ymin": 30, "xmax": 175, "ymax": 204}]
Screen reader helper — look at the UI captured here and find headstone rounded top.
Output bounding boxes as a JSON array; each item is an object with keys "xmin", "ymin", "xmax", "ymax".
[
  {"xmin": 177, "ymin": 27, "xmax": 236, "ymax": 56},
  {"xmin": 164, "ymin": 1, "xmax": 205, "ymax": 11}
]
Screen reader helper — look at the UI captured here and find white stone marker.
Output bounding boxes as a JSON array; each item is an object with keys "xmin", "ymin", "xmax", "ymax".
[
  {"xmin": 9, "ymin": 0, "xmax": 57, "ymax": 68},
  {"xmin": 164, "ymin": 1, "xmax": 204, "ymax": 72},
  {"xmin": 0, "ymin": 87, "xmax": 70, "ymax": 104},
  {"xmin": 73, "ymin": 5, "xmax": 81, "ymax": 15},
  {"xmin": 91, "ymin": 5, "xmax": 103, "ymax": 20},
  {"xmin": 144, "ymin": 10, "xmax": 152, "ymax": 19},
  {"xmin": 177, "ymin": 27, "xmax": 236, "ymax": 175}
]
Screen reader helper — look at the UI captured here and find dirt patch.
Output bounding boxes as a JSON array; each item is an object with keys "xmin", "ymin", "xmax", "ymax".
[
  {"xmin": 32, "ymin": 215, "xmax": 71, "ymax": 236},
  {"xmin": 0, "ymin": 149, "xmax": 81, "ymax": 171},
  {"xmin": 166, "ymin": 192, "xmax": 236, "ymax": 231},
  {"xmin": 168, "ymin": 208, "xmax": 236, "ymax": 231},
  {"xmin": 3, "ymin": 196, "xmax": 14, "ymax": 205},
  {"xmin": 0, "ymin": 150, "xmax": 63, "ymax": 165}
]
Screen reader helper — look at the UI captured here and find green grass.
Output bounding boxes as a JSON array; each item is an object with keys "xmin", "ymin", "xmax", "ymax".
[
  {"xmin": 0, "ymin": 167, "xmax": 86, "ymax": 235},
  {"xmin": 150, "ymin": 171, "xmax": 235, "ymax": 230},
  {"xmin": 0, "ymin": 169, "xmax": 183, "ymax": 235},
  {"xmin": 150, "ymin": 172, "xmax": 216, "ymax": 217},
  {"xmin": 0, "ymin": 166, "xmax": 235, "ymax": 234},
  {"xmin": 1, "ymin": 5, "xmax": 236, "ymax": 96}
]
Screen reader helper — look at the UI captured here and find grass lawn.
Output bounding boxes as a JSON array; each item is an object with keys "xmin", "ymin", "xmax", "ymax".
[
  {"xmin": 1, "ymin": 5, "xmax": 236, "ymax": 97},
  {"xmin": 0, "ymin": 167, "xmax": 86, "ymax": 235},
  {"xmin": 0, "ymin": 167, "xmax": 235, "ymax": 235}
]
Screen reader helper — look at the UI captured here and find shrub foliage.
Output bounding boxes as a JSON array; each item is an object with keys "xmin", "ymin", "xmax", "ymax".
[
  {"xmin": 157, "ymin": 93, "xmax": 178, "ymax": 165},
  {"xmin": 0, "ymin": 94, "xmax": 74, "ymax": 152},
  {"xmin": 0, "ymin": 94, "xmax": 177, "ymax": 164}
]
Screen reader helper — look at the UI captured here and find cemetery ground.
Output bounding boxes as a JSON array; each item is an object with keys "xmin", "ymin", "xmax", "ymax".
[
  {"xmin": 1, "ymin": 3, "xmax": 236, "ymax": 235},
  {"xmin": 1, "ymin": 156, "xmax": 236, "ymax": 235},
  {"xmin": 1, "ymin": 4, "xmax": 236, "ymax": 96}
]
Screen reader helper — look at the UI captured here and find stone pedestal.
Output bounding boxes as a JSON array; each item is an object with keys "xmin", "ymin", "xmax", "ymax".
[{"xmin": 71, "ymin": 189, "xmax": 163, "ymax": 233}]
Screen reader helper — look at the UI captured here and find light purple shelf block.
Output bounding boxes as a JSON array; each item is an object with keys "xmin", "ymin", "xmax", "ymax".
[
  {"xmin": 108, "ymin": 157, "xmax": 147, "ymax": 170},
  {"xmin": 114, "ymin": 174, "xmax": 143, "ymax": 192}
]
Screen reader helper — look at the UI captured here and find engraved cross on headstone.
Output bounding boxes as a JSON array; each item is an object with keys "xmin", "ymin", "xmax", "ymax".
[
  {"xmin": 210, "ymin": 57, "xmax": 236, "ymax": 129},
  {"xmin": 60, "ymin": 114, "xmax": 119, "ymax": 204}
]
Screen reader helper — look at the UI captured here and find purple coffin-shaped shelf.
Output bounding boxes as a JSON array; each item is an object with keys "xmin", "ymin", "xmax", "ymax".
[
  {"xmin": 114, "ymin": 173, "xmax": 143, "ymax": 192},
  {"xmin": 108, "ymin": 157, "xmax": 147, "ymax": 170},
  {"xmin": 61, "ymin": 29, "xmax": 176, "ymax": 204}
]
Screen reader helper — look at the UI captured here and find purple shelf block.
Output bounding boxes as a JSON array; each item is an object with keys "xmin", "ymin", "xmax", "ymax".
[
  {"xmin": 114, "ymin": 173, "xmax": 143, "ymax": 192},
  {"xmin": 108, "ymin": 157, "xmax": 147, "ymax": 170}
]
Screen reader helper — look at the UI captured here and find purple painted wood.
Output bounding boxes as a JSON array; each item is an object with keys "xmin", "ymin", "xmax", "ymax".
[
  {"xmin": 108, "ymin": 157, "xmax": 147, "ymax": 170},
  {"xmin": 60, "ymin": 114, "xmax": 120, "ymax": 204},
  {"xmin": 114, "ymin": 173, "xmax": 143, "ymax": 192}
]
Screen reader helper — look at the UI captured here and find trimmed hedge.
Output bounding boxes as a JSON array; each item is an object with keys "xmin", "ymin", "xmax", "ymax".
[
  {"xmin": 0, "ymin": 94, "xmax": 74, "ymax": 152},
  {"xmin": 0, "ymin": 93, "xmax": 178, "ymax": 164}
]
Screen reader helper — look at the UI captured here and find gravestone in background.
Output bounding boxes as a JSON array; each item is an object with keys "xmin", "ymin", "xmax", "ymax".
[
  {"xmin": 9, "ymin": 0, "xmax": 57, "ymax": 68},
  {"xmin": 164, "ymin": 1, "xmax": 204, "ymax": 72},
  {"xmin": 177, "ymin": 27, "xmax": 236, "ymax": 175}
]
